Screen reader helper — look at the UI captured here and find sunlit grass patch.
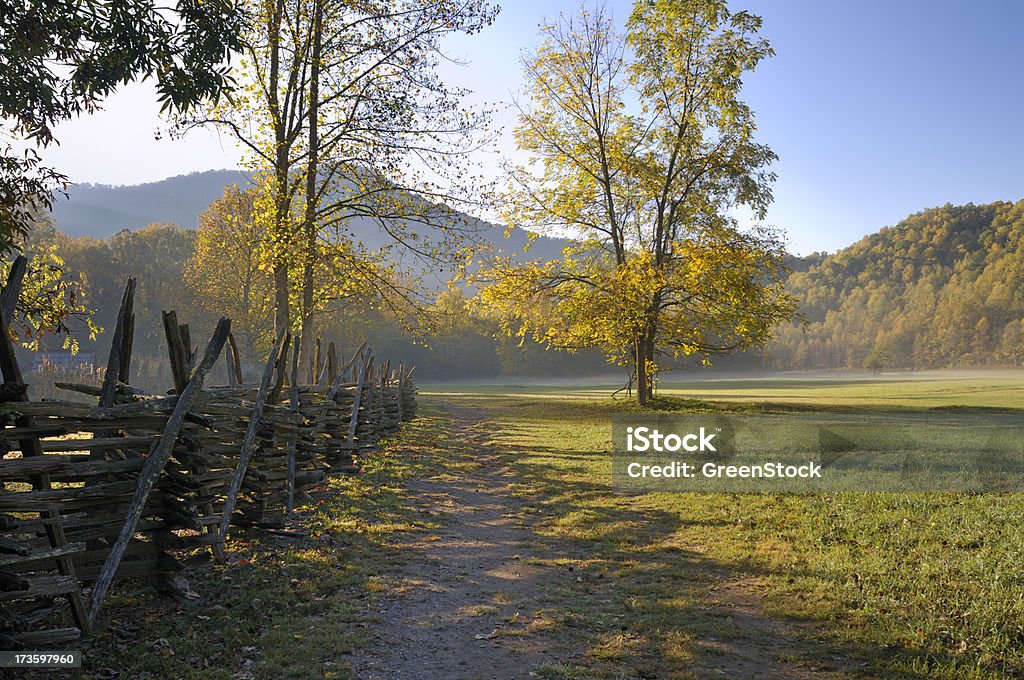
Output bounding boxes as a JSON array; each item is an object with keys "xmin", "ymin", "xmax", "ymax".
[
  {"xmin": 78, "ymin": 403, "xmax": 460, "ymax": 680},
  {"xmin": 435, "ymin": 375, "xmax": 1024, "ymax": 679}
]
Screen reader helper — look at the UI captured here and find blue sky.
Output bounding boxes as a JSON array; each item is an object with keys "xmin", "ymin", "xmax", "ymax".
[{"xmin": 41, "ymin": 0, "xmax": 1024, "ymax": 255}]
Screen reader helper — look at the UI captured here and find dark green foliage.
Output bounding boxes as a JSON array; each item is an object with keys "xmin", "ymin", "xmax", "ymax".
[{"xmin": 0, "ymin": 0, "xmax": 244, "ymax": 251}]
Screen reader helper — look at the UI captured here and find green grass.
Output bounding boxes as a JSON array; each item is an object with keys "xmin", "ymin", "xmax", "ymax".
[
  {"xmin": 422, "ymin": 368, "xmax": 1024, "ymax": 410},
  {"xmin": 75, "ymin": 372, "xmax": 1024, "ymax": 678},
  {"xmin": 76, "ymin": 407, "xmax": 470, "ymax": 680},
  {"xmin": 426, "ymin": 372, "xmax": 1024, "ymax": 678}
]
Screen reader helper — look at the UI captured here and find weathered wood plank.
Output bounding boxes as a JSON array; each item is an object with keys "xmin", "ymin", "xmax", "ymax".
[
  {"xmin": 0, "ymin": 575, "xmax": 79, "ymax": 602},
  {"xmin": 217, "ymin": 330, "xmax": 288, "ymax": 541},
  {"xmin": 161, "ymin": 311, "xmax": 189, "ymax": 395},
  {"xmin": 0, "ymin": 543, "xmax": 85, "ymax": 569},
  {"xmin": 0, "ymin": 257, "xmax": 26, "ymax": 324},
  {"xmin": 0, "ymin": 454, "xmax": 145, "ymax": 477},
  {"xmin": 99, "ymin": 279, "xmax": 136, "ymax": 409},
  {"xmin": 88, "ymin": 317, "xmax": 230, "ymax": 625},
  {"xmin": 11, "ymin": 627, "xmax": 81, "ymax": 646}
]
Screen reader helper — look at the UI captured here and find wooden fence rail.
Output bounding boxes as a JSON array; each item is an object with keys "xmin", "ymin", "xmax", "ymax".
[{"xmin": 0, "ymin": 264, "xmax": 418, "ymax": 648}]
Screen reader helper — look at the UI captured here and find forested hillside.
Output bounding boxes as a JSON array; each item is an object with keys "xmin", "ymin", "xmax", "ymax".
[
  {"xmin": 20, "ymin": 221, "xmax": 609, "ymax": 386},
  {"xmin": 772, "ymin": 200, "xmax": 1024, "ymax": 369},
  {"xmin": 34, "ymin": 185, "xmax": 1024, "ymax": 377},
  {"xmin": 49, "ymin": 170, "xmax": 568, "ymax": 268}
]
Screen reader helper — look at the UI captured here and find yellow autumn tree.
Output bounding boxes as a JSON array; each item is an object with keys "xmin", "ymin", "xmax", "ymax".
[
  {"xmin": 185, "ymin": 183, "xmax": 389, "ymax": 366},
  {"xmin": 476, "ymin": 0, "xmax": 797, "ymax": 404},
  {"xmin": 184, "ymin": 184, "xmax": 274, "ymax": 365}
]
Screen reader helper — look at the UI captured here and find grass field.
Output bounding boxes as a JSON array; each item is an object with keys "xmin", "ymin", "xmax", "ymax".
[
  {"xmin": 422, "ymin": 372, "xmax": 1024, "ymax": 678},
  {"xmin": 76, "ymin": 372, "xmax": 1024, "ymax": 678},
  {"xmin": 422, "ymin": 369, "xmax": 1024, "ymax": 410}
]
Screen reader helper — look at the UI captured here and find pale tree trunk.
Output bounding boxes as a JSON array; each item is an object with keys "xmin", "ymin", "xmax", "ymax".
[
  {"xmin": 299, "ymin": 0, "xmax": 323, "ymax": 376},
  {"xmin": 269, "ymin": 0, "xmax": 290, "ymax": 338}
]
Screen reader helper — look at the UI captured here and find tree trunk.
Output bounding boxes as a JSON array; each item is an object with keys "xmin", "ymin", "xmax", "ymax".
[
  {"xmin": 274, "ymin": 262, "xmax": 289, "ymax": 337},
  {"xmin": 299, "ymin": 0, "xmax": 323, "ymax": 375},
  {"xmin": 269, "ymin": 0, "xmax": 290, "ymax": 338},
  {"xmin": 644, "ymin": 328, "xmax": 656, "ymax": 402},
  {"xmin": 635, "ymin": 335, "xmax": 648, "ymax": 406}
]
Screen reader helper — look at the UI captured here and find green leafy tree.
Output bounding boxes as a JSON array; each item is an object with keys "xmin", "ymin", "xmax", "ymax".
[
  {"xmin": 0, "ymin": 0, "xmax": 244, "ymax": 251},
  {"xmin": 181, "ymin": 0, "xmax": 498, "ymax": 371},
  {"xmin": 477, "ymin": 1, "xmax": 795, "ymax": 404}
]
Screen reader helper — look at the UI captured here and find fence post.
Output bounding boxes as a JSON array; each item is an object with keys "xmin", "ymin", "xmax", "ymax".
[
  {"xmin": 218, "ymin": 330, "xmax": 289, "ymax": 540},
  {"xmin": 347, "ymin": 351, "xmax": 369, "ymax": 447},
  {"xmin": 287, "ymin": 334, "xmax": 301, "ymax": 513},
  {"xmin": 88, "ymin": 317, "xmax": 231, "ymax": 626}
]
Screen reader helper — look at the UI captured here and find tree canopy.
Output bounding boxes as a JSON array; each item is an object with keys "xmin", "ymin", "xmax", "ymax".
[
  {"xmin": 476, "ymin": 0, "xmax": 796, "ymax": 403},
  {"xmin": 181, "ymin": 0, "xmax": 499, "ymax": 373},
  {"xmin": 0, "ymin": 0, "xmax": 244, "ymax": 251},
  {"xmin": 773, "ymin": 200, "xmax": 1024, "ymax": 370}
]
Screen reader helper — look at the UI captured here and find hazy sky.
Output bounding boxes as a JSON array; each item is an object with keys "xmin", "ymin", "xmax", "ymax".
[{"xmin": 38, "ymin": 0, "xmax": 1024, "ymax": 255}]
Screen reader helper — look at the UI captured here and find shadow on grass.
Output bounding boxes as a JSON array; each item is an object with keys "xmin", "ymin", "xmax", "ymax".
[
  {"xmin": 75, "ymin": 413, "xmax": 463, "ymax": 680},
  {"xmin": 73, "ymin": 397, "xmax": 1024, "ymax": 680},
  {"xmin": 458, "ymin": 396, "xmax": 1019, "ymax": 679}
]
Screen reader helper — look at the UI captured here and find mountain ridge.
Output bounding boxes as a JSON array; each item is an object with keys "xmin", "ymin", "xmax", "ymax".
[
  {"xmin": 49, "ymin": 171, "xmax": 1024, "ymax": 370},
  {"xmin": 48, "ymin": 168, "xmax": 569, "ymax": 269}
]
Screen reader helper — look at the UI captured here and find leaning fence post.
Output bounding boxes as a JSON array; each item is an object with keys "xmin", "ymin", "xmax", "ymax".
[
  {"xmin": 347, "ymin": 351, "xmax": 369, "ymax": 447},
  {"xmin": 88, "ymin": 317, "xmax": 231, "ymax": 626},
  {"xmin": 218, "ymin": 330, "xmax": 289, "ymax": 539}
]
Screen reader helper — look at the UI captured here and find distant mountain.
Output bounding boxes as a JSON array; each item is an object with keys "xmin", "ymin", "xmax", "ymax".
[
  {"xmin": 771, "ymin": 200, "xmax": 1024, "ymax": 369},
  {"xmin": 48, "ymin": 172, "xmax": 1024, "ymax": 371},
  {"xmin": 47, "ymin": 169, "xmax": 570, "ymax": 286},
  {"xmin": 51, "ymin": 170, "xmax": 252, "ymax": 237}
]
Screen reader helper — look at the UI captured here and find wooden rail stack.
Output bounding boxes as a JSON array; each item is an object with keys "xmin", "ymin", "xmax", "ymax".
[{"xmin": 0, "ymin": 261, "xmax": 418, "ymax": 649}]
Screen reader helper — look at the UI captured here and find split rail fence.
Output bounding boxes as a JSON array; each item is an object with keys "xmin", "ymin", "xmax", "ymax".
[{"xmin": 0, "ymin": 258, "xmax": 417, "ymax": 648}]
